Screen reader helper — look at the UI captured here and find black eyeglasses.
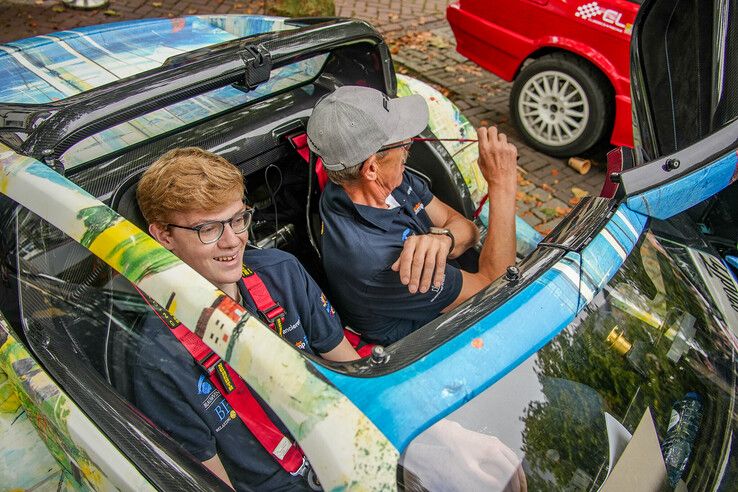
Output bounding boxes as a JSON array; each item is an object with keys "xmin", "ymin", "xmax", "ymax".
[
  {"xmin": 378, "ymin": 140, "xmax": 414, "ymax": 153},
  {"xmin": 167, "ymin": 208, "xmax": 254, "ymax": 244}
]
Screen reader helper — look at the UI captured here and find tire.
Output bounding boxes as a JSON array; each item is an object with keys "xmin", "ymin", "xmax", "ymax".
[{"xmin": 510, "ymin": 53, "xmax": 612, "ymax": 157}]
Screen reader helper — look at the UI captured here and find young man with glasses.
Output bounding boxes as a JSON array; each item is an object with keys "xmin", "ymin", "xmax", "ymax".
[
  {"xmin": 308, "ymin": 86, "xmax": 518, "ymax": 346},
  {"xmin": 134, "ymin": 147, "xmax": 358, "ymax": 491}
]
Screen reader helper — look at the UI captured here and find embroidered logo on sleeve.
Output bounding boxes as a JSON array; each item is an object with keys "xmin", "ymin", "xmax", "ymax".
[
  {"xmin": 294, "ymin": 336, "xmax": 308, "ymax": 351},
  {"xmin": 320, "ymin": 293, "xmax": 336, "ymax": 317}
]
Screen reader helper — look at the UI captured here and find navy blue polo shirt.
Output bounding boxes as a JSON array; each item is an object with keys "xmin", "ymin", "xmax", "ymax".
[
  {"xmin": 133, "ymin": 248, "xmax": 343, "ymax": 491},
  {"xmin": 319, "ymin": 172, "xmax": 462, "ymax": 345}
]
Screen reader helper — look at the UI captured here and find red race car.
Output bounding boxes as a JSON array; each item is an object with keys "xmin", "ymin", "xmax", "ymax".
[{"xmin": 447, "ymin": 0, "xmax": 641, "ymax": 157}]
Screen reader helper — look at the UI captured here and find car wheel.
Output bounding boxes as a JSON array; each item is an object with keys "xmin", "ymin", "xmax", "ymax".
[{"xmin": 510, "ymin": 53, "xmax": 612, "ymax": 157}]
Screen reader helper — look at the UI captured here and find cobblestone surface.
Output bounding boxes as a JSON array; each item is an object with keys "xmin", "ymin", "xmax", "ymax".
[{"xmin": 0, "ymin": 0, "xmax": 611, "ymax": 233}]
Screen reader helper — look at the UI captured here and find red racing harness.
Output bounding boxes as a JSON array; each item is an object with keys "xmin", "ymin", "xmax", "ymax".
[{"xmin": 135, "ymin": 266, "xmax": 311, "ymax": 479}]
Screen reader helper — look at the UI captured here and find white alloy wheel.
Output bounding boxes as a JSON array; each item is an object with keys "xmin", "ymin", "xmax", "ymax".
[
  {"xmin": 517, "ymin": 70, "xmax": 590, "ymax": 148},
  {"xmin": 510, "ymin": 53, "xmax": 612, "ymax": 157}
]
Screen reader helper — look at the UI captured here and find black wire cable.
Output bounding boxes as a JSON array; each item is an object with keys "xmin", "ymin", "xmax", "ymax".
[
  {"xmin": 306, "ymin": 152, "xmax": 321, "ymax": 259},
  {"xmin": 264, "ymin": 164, "xmax": 282, "ymax": 247}
]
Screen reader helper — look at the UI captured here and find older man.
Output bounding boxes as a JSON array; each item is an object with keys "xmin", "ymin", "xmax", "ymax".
[{"xmin": 308, "ymin": 86, "xmax": 518, "ymax": 345}]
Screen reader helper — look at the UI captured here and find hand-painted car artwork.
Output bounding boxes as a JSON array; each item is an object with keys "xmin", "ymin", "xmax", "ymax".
[
  {"xmin": 447, "ymin": 0, "xmax": 641, "ymax": 157},
  {"xmin": 1, "ymin": 0, "xmax": 737, "ymax": 489}
]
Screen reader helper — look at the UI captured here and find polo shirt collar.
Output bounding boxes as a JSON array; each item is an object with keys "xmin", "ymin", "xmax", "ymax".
[{"xmin": 323, "ymin": 176, "xmax": 413, "ymax": 232}]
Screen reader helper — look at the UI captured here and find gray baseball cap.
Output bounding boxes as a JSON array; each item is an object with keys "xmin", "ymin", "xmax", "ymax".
[{"xmin": 306, "ymin": 86, "xmax": 429, "ymax": 171}]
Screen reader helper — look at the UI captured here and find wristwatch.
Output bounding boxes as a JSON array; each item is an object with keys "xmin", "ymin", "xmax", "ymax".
[{"xmin": 429, "ymin": 227, "xmax": 455, "ymax": 255}]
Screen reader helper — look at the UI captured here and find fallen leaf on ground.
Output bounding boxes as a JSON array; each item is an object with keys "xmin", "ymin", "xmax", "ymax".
[
  {"xmin": 392, "ymin": 31, "xmax": 449, "ymax": 53},
  {"xmin": 444, "ymin": 66, "xmax": 457, "ymax": 73},
  {"xmin": 551, "ymin": 168, "xmax": 559, "ymax": 177},
  {"xmin": 555, "ymin": 206, "xmax": 571, "ymax": 217},
  {"xmin": 519, "ymin": 192, "xmax": 537, "ymax": 204},
  {"xmin": 153, "ymin": 1, "xmax": 163, "ymax": 6},
  {"xmin": 571, "ymin": 186, "xmax": 589, "ymax": 198},
  {"xmin": 540, "ymin": 208, "xmax": 558, "ymax": 219},
  {"xmin": 457, "ymin": 64, "xmax": 483, "ymax": 75},
  {"xmin": 429, "ymin": 36, "xmax": 448, "ymax": 49},
  {"xmin": 541, "ymin": 183, "xmax": 554, "ymax": 193},
  {"xmin": 535, "ymin": 224, "xmax": 552, "ymax": 235},
  {"xmin": 52, "ymin": 5, "xmax": 65, "ymax": 12},
  {"xmin": 569, "ymin": 197, "xmax": 582, "ymax": 206},
  {"xmin": 103, "ymin": 9, "xmax": 119, "ymax": 16}
]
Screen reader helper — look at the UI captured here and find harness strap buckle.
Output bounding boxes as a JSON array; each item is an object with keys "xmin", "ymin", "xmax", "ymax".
[
  {"xmin": 290, "ymin": 456, "xmax": 310, "ymax": 478},
  {"xmin": 258, "ymin": 302, "xmax": 285, "ymax": 323},
  {"xmin": 196, "ymin": 351, "xmax": 220, "ymax": 374},
  {"xmin": 257, "ymin": 303, "xmax": 286, "ymax": 336},
  {"xmin": 289, "ymin": 456, "xmax": 320, "ymax": 489}
]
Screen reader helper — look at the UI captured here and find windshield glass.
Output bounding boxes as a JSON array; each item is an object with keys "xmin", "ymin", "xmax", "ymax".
[
  {"xmin": 401, "ymin": 231, "xmax": 737, "ymax": 490},
  {"xmin": 62, "ymin": 54, "xmax": 328, "ymax": 169},
  {"xmin": 0, "ymin": 15, "xmax": 293, "ymax": 104}
]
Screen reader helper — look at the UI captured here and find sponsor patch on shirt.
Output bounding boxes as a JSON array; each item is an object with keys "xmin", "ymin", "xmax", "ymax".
[
  {"xmin": 413, "ymin": 201, "xmax": 424, "ymax": 214},
  {"xmin": 197, "ymin": 375, "xmax": 214, "ymax": 395},
  {"xmin": 402, "ymin": 227, "xmax": 412, "ymax": 242},
  {"xmin": 197, "ymin": 374, "xmax": 221, "ymax": 411},
  {"xmin": 320, "ymin": 293, "xmax": 336, "ymax": 318},
  {"xmin": 214, "ymin": 400, "xmax": 237, "ymax": 432},
  {"xmin": 294, "ymin": 336, "xmax": 308, "ymax": 351},
  {"xmin": 283, "ymin": 319, "xmax": 302, "ymax": 335}
]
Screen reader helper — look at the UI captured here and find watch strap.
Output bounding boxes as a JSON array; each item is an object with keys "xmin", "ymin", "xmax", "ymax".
[{"xmin": 429, "ymin": 227, "xmax": 455, "ymax": 255}]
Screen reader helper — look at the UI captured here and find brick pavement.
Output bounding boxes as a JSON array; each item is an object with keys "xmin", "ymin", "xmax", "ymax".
[{"xmin": 0, "ymin": 0, "xmax": 609, "ymax": 233}]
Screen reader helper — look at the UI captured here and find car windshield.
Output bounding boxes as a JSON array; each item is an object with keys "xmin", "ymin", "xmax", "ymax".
[
  {"xmin": 62, "ymin": 54, "xmax": 328, "ymax": 169},
  {"xmin": 401, "ymin": 230, "xmax": 737, "ymax": 490},
  {"xmin": 0, "ymin": 15, "xmax": 294, "ymax": 104}
]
